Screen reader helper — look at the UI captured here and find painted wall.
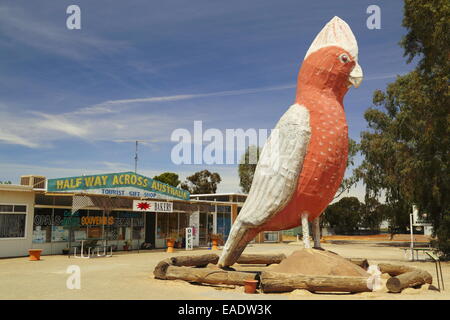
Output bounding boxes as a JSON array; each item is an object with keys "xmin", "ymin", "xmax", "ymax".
[{"xmin": 0, "ymin": 189, "xmax": 35, "ymax": 258}]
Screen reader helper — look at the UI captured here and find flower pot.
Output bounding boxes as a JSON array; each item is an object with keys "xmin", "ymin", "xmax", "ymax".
[
  {"xmin": 211, "ymin": 239, "xmax": 219, "ymax": 250},
  {"xmin": 123, "ymin": 245, "xmax": 129, "ymax": 251},
  {"xmin": 166, "ymin": 239, "xmax": 175, "ymax": 253},
  {"xmin": 62, "ymin": 248, "xmax": 70, "ymax": 255},
  {"xmin": 244, "ymin": 279, "xmax": 258, "ymax": 294},
  {"xmin": 28, "ymin": 249, "xmax": 43, "ymax": 261}
]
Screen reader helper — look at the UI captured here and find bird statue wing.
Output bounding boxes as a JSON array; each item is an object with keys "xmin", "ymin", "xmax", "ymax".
[{"xmin": 218, "ymin": 104, "xmax": 311, "ymax": 267}]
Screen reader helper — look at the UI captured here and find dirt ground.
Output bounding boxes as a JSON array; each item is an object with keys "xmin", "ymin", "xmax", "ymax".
[{"xmin": 0, "ymin": 241, "xmax": 448, "ymax": 300}]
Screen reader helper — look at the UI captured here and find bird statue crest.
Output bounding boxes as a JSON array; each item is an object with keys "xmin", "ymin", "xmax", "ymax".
[{"xmin": 218, "ymin": 16, "xmax": 363, "ymax": 268}]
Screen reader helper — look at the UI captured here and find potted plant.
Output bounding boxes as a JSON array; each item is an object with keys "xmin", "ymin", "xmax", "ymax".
[
  {"xmin": 210, "ymin": 234, "xmax": 222, "ymax": 250},
  {"xmin": 62, "ymin": 247, "xmax": 70, "ymax": 255},
  {"xmin": 123, "ymin": 240, "xmax": 132, "ymax": 251},
  {"xmin": 166, "ymin": 232, "xmax": 178, "ymax": 253}
]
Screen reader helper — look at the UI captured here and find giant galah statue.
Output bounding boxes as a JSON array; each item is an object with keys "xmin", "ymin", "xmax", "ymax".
[{"xmin": 218, "ymin": 16, "xmax": 363, "ymax": 268}]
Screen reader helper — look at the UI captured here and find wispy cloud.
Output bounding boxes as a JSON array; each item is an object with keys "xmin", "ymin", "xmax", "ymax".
[
  {"xmin": 0, "ymin": 103, "xmax": 200, "ymax": 148},
  {"xmin": 75, "ymin": 72, "xmax": 401, "ymax": 116},
  {"xmin": 0, "ymin": 5, "xmax": 129, "ymax": 61},
  {"xmin": 0, "ymin": 70, "xmax": 403, "ymax": 150},
  {"xmin": 76, "ymin": 84, "xmax": 296, "ymax": 115},
  {"xmin": 0, "ymin": 127, "xmax": 39, "ymax": 148}
]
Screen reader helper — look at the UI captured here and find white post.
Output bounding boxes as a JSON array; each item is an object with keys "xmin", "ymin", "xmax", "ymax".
[
  {"xmin": 301, "ymin": 213, "xmax": 310, "ymax": 249},
  {"xmin": 410, "ymin": 213, "xmax": 414, "ymax": 261}
]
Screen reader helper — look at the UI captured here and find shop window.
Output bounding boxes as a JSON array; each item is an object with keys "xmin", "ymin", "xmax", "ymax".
[
  {"xmin": 264, "ymin": 231, "xmax": 279, "ymax": 242},
  {"xmin": 156, "ymin": 212, "xmax": 169, "ymax": 239},
  {"xmin": 132, "ymin": 214, "xmax": 144, "ymax": 241},
  {"xmin": 51, "ymin": 209, "xmax": 69, "ymax": 242},
  {"xmin": 33, "ymin": 208, "xmax": 52, "ymax": 243},
  {"xmin": 216, "ymin": 206, "xmax": 231, "ymax": 241},
  {"xmin": 84, "ymin": 210, "xmax": 104, "ymax": 239},
  {"xmin": 0, "ymin": 204, "xmax": 27, "ymax": 239},
  {"xmin": 106, "ymin": 211, "xmax": 119, "ymax": 241},
  {"xmin": 168, "ymin": 212, "xmax": 178, "ymax": 238},
  {"xmin": 179, "ymin": 213, "xmax": 189, "ymax": 235},
  {"xmin": 73, "ymin": 210, "xmax": 88, "ymax": 241}
]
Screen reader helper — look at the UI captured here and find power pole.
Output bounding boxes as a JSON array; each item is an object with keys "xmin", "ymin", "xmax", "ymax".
[
  {"xmin": 135, "ymin": 140, "xmax": 138, "ymax": 173},
  {"xmin": 114, "ymin": 139, "xmax": 150, "ymax": 174}
]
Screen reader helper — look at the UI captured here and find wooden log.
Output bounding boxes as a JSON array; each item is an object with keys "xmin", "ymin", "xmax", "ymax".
[
  {"xmin": 236, "ymin": 253, "xmax": 287, "ymax": 265},
  {"xmin": 164, "ymin": 266, "xmax": 257, "ymax": 286},
  {"xmin": 153, "ymin": 258, "xmax": 172, "ymax": 280},
  {"xmin": 346, "ymin": 258, "xmax": 369, "ymax": 270},
  {"xmin": 377, "ymin": 263, "xmax": 415, "ymax": 276},
  {"xmin": 170, "ymin": 254, "xmax": 219, "ymax": 267},
  {"xmin": 386, "ymin": 269, "xmax": 432, "ymax": 293},
  {"xmin": 260, "ymin": 271, "xmax": 371, "ymax": 293}
]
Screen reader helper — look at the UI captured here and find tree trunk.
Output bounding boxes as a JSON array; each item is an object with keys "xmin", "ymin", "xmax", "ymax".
[
  {"xmin": 346, "ymin": 258, "xmax": 369, "ymax": 270},
  {"xmin": 237, "ymin": 253, "xmax": 286, "ymax": 265},
  {"xmin": 170, "ymin": 253, "xmax": 219, "ymax": 267},
  {"xmin": 377, "ymin": 263, "xmax": 415, "ymax": 276},
  {"xmin": 260, "ymin": 271, "xmax": 371, "ymax": 293},
  {"xmin": 164, "ymin": 266, "xmax": 257, "ymax": 286},
  {"xmin": 386, "ymin": 269, "xmax": 432, "ymax": 293}
]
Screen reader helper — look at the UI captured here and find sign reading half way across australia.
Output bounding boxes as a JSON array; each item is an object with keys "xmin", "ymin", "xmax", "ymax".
[{"xmin": 47, "ymin": 172, "xmax": 189, "ymax": 201}]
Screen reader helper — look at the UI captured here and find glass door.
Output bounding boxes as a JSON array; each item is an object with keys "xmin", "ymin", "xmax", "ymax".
[{"xmin": 198, "ymin": 212, "xmax": 214, "ymax": 246}]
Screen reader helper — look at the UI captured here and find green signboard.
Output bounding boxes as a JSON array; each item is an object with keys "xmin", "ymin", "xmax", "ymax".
[{"xmin": 47, "ymin": 171, "xmax": 190, "ymax": 200}]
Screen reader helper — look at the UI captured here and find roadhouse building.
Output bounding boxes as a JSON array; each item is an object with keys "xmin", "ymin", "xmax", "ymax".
[{"xmin": 0, "ymin": 172, "xmax": 282, "ymax": 258}]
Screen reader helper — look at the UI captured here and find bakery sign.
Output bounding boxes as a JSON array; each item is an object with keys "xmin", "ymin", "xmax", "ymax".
[{"xmin": 133, "ymin": 200, "xmax": 173, "ymax": 213}]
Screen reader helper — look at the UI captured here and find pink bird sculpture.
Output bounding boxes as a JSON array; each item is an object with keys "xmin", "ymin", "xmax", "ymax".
[{"xmin": 219, "ymin": 16, "xmax": 363, "ymax": 267}]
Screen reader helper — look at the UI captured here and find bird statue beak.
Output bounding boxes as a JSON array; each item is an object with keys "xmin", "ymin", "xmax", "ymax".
[{"xmin": 349, "ymin": 63, "xmax": 363, "ymax": 88}]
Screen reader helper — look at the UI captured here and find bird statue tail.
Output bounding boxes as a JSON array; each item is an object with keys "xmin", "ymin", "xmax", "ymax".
[{"xmin": 218, "ymin": 220, "xmax": 259, "ymax": 268}]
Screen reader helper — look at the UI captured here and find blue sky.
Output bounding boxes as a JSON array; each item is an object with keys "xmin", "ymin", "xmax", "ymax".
[{"xmin": 0, "ymin": 1, "xmax": 414, "ymax": 198}]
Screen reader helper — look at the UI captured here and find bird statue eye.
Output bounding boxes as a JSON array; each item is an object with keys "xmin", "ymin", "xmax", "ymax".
[{"xmin": 339, "ymin": 53, "xmax": 350, "ymax": 64}]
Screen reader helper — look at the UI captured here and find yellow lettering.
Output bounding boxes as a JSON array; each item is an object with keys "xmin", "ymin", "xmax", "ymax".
[
  {"xmin": 69, "ymin": 179, "xmax": 76, "ymax": 188},
  {"xmin": 56, "ymin": 180, "xmax": 64, "ymax": 189},
  {"xmin": 101, "ymin": 175, "xmax": 108, "ymax": 185},
  {"xmin": 124, "ymin": 174, "xmax": 130, "ymax": 185},
  {"xmin": 94, "ymin": 176, "xmax": 102, "ymax": 186},
  {"xmin": 119, "ymin": 175, "xmax": 125, "ymax": 184},
  {"xmin": 75, "ymin": 178, "xmax": 82, "ymax": 188},
  {"xmin": 143, "ymin": 178, "xmax": 148, "ymax": 187},
  {"xmin": 112, "ymin": 175, "xmax": 119, "ymax": 185},
  {"xmin": 63, "ymin": 179, "xmax": 70, "ymax": 189},
  {"xmin": 84, "ymin": 176, "xmax": 95, "ymax": 187}
]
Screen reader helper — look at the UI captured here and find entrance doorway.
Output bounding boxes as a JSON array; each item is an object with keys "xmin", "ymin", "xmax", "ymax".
[
  {"xmin": 199, "ymin": 212, "xmax": 214, "ymax": 246},
  {"xmin": 145, "ymin": 213, "xmax": 156, "ymax": 249}
]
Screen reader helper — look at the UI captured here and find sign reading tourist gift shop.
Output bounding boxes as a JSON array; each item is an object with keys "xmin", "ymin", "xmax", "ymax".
[{"xmin": 47, "ymin": 172, "xmax": 190, "ymax": 201}]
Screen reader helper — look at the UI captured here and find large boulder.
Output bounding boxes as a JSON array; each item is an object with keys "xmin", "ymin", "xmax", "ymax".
[{"xmin": 269, "ymin": 249, "xmax": 369, "ymax": 277}]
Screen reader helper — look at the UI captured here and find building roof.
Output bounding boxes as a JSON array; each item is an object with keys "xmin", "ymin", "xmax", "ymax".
[
  {"xmin": 0, "ymin": 184, "xmax": 34, "ymax": 192},
  {"xmin": 190, "ymin": 193, "xmax": 247, "ymax": 197}
]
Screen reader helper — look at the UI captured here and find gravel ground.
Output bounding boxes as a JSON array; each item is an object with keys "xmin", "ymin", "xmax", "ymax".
[{"xmin": 0, "ymin": 242, "xmax": 448, "ymax": 300}]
